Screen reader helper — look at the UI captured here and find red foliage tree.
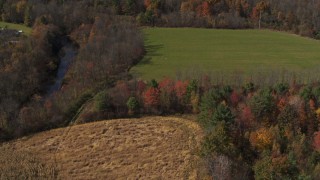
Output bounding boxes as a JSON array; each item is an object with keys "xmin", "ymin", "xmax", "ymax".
[
  {"xmin": 144, "ymin": 87, "xmax": 160, "ymax": 107},
  {"xmin": 44, "ymin": 100, "xmax": 53, "ymax": 110},
  {"xmin": 144, "ymin": 0, "xmax": 151, "ymax": 9},
  {"xmin": 310, "ymin": 99, "xmax": 316, "ymax": 110},
  {"xmin": 252, "ymin": 1, "xmax": 268, "ymax": 19},
  {"xmin": 115, "ymin": 81, "xmax": 130, "ymax": 98},
  {"xmin": 197, "ymin": 1, "xmax": 211, "ymax": 17},
  {"xmin": 86, "ymin": 62, "xmax": 94, "ymax": 71},
  {"xmin": 251, "ymin": 6, "xmax": 260, "ymax": 20},
  {"xmin": 109, "ymin": 81, "xmax": 131, "ymax": 107},
  {"xmin": 230, "ymin": 91, "xmax": 240, "ymax": 107},
  {"xmin": 159, "ymin": 77, "xmax": 175, "ymax": 93},
  {"xmin": 298, "ymin": 103, "xmax": 307, "ymax": 130},
  {"xmin": 136, "ymin": 80, "xmax": 147, "ymax": 95},
  {"xmin": 201, "ymin": 75, "xmax": 212, "ymax": 92},
  {"xmin": 238, "ymin": 105, "xmax": 255, "ymax": 129},
  {"xmin": 175, "ymin": 80, "xmax": 189, "ymax": 103},
  {"xmin": 314, "ymin": 131, "xmax": 320, "ymax": 151}
]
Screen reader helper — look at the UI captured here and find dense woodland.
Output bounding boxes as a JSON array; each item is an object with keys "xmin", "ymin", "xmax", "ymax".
[
  {"xmin": 2, "ymin": 0, "xmax": 320, "ymax": 179},
  {"xmin": 2, "ymin": 0, "xmax": 320, "ymax": 37}
]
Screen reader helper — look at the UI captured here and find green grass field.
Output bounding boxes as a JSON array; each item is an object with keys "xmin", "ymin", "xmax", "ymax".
[
  {"xmin": 0, "ymin": 21, "xmax": 32, "ymax": 35},
  {"xmin": 130, "ymin": 28, "xmax": 320, "ymax": 80}
]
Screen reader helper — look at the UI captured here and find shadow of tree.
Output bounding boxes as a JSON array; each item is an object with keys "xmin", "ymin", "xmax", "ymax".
[
  {"xmin": 138, "ymin": 56, "xmax": 153, "ymax": 66},
  {"xmin": 145, "ymin": 44, "xmax": 164, "ymax": 57},
  {"xmin": 138, "ymin": 43, "xmax": 164, "ymax": 66}
]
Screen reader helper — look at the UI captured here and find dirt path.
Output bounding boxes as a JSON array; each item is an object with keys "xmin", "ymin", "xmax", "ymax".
[{"xmin": 0, "ymin": 116, "xmax": 203, "ymax": 179}]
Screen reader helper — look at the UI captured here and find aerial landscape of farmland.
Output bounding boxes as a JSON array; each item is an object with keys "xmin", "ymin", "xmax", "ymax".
[{"xmin": 2, "ymin": 0, "xmax": 320, "ymax": 179}]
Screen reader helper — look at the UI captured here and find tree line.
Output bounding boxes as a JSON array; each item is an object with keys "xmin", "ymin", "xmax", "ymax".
[{"xmin": 1, "ymin": 0, "xmax": 320, "ymax": 37}]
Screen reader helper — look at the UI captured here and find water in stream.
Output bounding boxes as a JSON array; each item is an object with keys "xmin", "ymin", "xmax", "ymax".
[{"xmin": 46, "ymin": 44, "xmax": 77, "ymax": 96}]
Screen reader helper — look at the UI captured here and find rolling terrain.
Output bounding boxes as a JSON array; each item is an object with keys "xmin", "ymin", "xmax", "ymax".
[
  {"xmin": 0, "ymin": 117, "xmax": 203, "ymax": 179},
  {"xmin": 131, "ymin": 28, "xmax": 320, "ymax": 80}
]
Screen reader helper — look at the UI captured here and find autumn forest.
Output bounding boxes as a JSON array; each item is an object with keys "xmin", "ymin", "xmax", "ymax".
[{"xmin": 2, "ymin": 0, "xmax": 320, "ymax": 179}]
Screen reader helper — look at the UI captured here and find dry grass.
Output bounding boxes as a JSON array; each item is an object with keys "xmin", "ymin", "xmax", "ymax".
[
  {"xmin": 0, "ymin": 148, "xmax": 56, "ymax": 179},
  {"xmin": 0, "ymin": 116, "xmax": 203, "ymax": 179}
]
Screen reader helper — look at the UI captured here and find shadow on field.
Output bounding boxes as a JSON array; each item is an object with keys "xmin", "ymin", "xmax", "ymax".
[
  {"xmin": 145, "ymin": 44, "xmax": 163, "ymax": 56},
  {"xmin": 139, "ymin": 57, "xmax": 153, "ymax": 66},
  {"xmin": 139, "ymin": 44, "xmax": 164, "ymax": 66}
]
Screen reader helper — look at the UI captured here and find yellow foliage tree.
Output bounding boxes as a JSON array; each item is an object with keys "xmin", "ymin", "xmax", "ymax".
[
  {"xmin": 16, "ymin": 0, "xmax": 27, "ymax": 14},
  {"xmin": 250, "ymin": 127, "xmax": 273, "ymax": 151}
]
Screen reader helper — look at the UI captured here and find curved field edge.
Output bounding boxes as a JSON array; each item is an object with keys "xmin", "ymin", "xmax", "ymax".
[
  {"xmin": 0, "ymin": 116, "xmax": 204, "ymax": 179},
  {"xmin": 130, "ymin": 28, "xmax": 320, "ymax": 80}
]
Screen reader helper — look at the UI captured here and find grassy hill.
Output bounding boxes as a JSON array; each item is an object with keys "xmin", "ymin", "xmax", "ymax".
[
  {"xmin": 0, "ymin": 21, "xmax": 32, "ymax": 35},
  {"xmin": 0, "ymin": 117, "xmax": 203, "ymax": 179},
  {"xmin": 130, "ymin": 28, "xmax": 320, "ymax": 80}
]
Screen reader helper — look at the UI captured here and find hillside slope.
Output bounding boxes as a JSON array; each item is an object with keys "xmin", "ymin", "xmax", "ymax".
[{"xmin": 0, "ymin": 117, "xmax": 203, "ymax": 179}]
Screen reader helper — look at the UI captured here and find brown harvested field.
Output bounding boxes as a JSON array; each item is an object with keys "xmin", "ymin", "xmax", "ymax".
[{"xmin": 0, "ymin": 116, "xmax": 203, "ymax": 179}]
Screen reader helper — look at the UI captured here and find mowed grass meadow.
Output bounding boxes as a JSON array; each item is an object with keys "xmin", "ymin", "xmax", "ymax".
[
  {"xmin": 130, "ymin": 28, "xmax": 320, "ymax": 81},
  {"xmin": 0, "ymin": 21, "xmax": 32, "ymax": 35}
]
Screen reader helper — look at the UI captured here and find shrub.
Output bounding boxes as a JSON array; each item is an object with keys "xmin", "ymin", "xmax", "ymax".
[
  {"xmin": 221, "ymin": 85, "xmax": 233, "ymax": 100},
  {"xmin": 211, "ymin": 104, "xmax": 235, "ymax": 128},
  {"xmin": 250, "ymin": 88, "xmax": 275, "ymax": 121},
  {"xmin": 187, "ymin": 79, "xmax": 198, "ymax": 94},
  {"xmin": 65, "ymin": 92, "xmax": 93, "ymax": 122},
  {"xmin": 186, "ymin": 79, "xmax": 198, "ymax": 102},
  {"xmin": 312, "ymin": 86, "xmax": 320, "ymax": 104},
  {"xmin": 94, "ymin": 91, "xmax": 111, "ymax": 111},
  {"xmin": 190, "ymin": 91, "xmax": 200, "ymax": 113},
  {"xmin": 300, "ymin": 86, "xmax": 312, "ymax": 102},
  {"xmin": 277, "ymin": 105, "xmax": 298, "ymax": 130},
  {"xmin": 274, "ymin": 83, "xmax": 289, "ymax": 95},
  {"xmin": 253, "ymin": 153, "xmax": 273, "ymax": 180},
  {"xmin": 126, "ymin": 97, "xmax": 139, "ymax": 115},
  {"xmin": 253, "ymin": 152, "xmax": 299, "ymax": 179},
  {"xmin": 201, "ymin": 121, "xmax": 235, "ymax": 157},
  {"xmin": 243, "ymin": 82, "xmax": 255, "ymax": 95},
  {"xmin": 198, "ymin": 88, "xmax": 223, "ymax": 127},
  {"xmin": 150, "ymin": 79, "xmax": 158, "ymax": 88}
]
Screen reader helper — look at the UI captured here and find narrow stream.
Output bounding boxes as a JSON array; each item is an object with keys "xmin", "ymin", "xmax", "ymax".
[{"xmin": 46, "ymin": 43, "xmax": 77, "ymax": 96}]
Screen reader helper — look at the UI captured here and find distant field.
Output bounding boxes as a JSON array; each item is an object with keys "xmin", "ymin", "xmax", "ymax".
[
  {"xmin": 0, "ymin": 21, "xmax": 32, "ymax": 35},
  {"xmin": 130, "ymin": 28, "xmax": 320, "ymax": 80},
  {"xmin": 0, "ymin": 117, "xmax": 203, "ymax": 179}
]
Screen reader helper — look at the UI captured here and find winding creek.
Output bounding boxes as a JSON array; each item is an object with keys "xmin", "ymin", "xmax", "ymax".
[{"xmin": 46, "ymin": 43, "xmax": 77, "ymax": 96}]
